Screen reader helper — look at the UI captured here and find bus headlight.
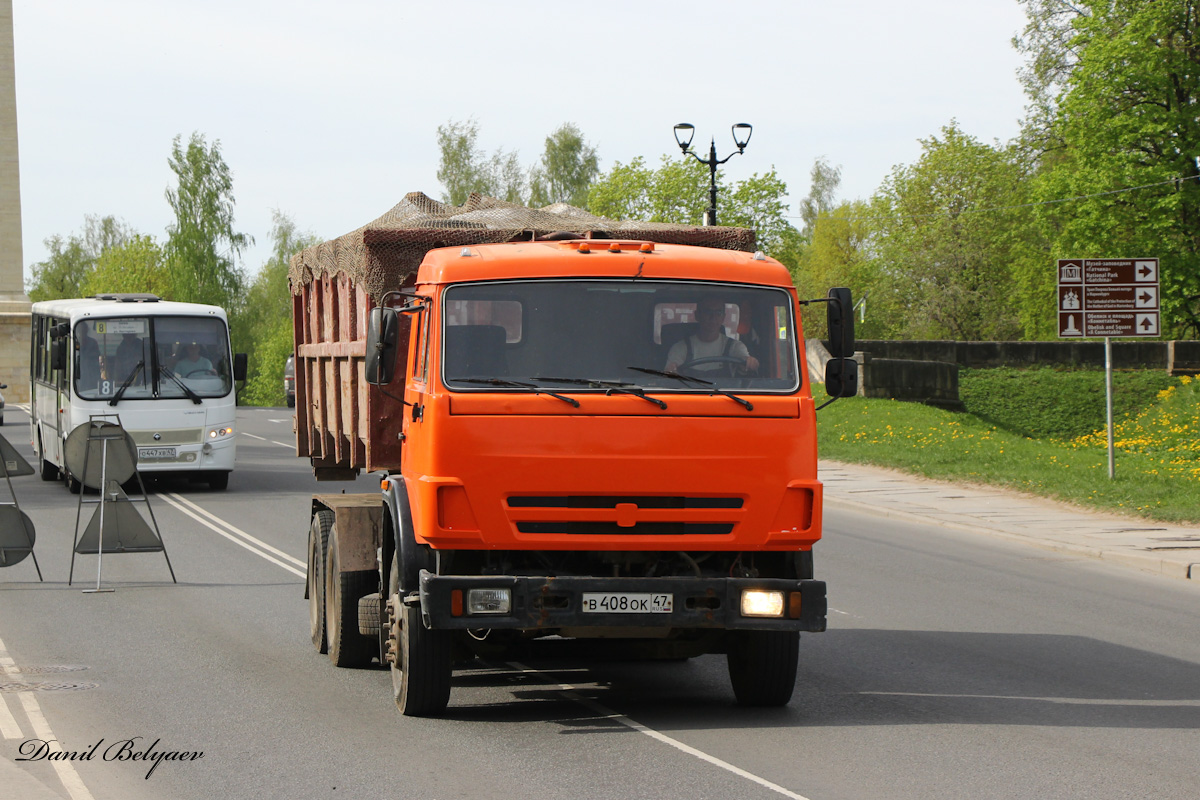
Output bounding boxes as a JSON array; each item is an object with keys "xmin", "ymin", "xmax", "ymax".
[
  {"xmin": 207, "ymin": 426, "xmax": 234, "ymax": 439},
  {"xmin": 740, "ymin": 589, "xmax": 785, "ymax": 618}
]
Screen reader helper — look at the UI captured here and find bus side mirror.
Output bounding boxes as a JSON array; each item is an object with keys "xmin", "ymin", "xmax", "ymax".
[
  {"xmin": 366, "ymin": 307, "xmax": 400, "ymax": 385},
  {"xmin": 233, "ymin": 353, "xmax": 248, "ymax": 382},
  {"xmin": 824, "ymin": 358, "xmax": 858, "ymax": 398},
  {"xmin": 826, "ymin": 287, "xmax": 855, "ymax": 359},
  {"xmin": 50, "ymin": 339, "xmax": 66, "ymax": 371}
]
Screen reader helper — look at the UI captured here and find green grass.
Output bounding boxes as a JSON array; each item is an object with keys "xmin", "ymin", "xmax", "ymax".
[
  {"xmin": 816, "ymin": 374, "xmax": 1200, "ymax": 524},
  {"xmin": 959, "ymin": 366, "xmax": 1178, "ymax": 441}
]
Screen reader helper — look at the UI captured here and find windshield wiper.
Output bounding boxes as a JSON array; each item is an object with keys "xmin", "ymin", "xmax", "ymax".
[
  {"xmin": 627, "ymin": 367, "xmax": 754, "ymax": 411},
  {"xmin": 108, "ymin": 361, "xmax": 144, "ymax": 406},
  {"xmin": 457, "ymin": 378, "xmax": 580, "ymax": 408},
  {"xmin": 159, "ymin": 365, "xmax": 203, "ymax": 404},
  {"xmin": 534, "ymin": 376, "xmax": 667, "ymax": 409}
]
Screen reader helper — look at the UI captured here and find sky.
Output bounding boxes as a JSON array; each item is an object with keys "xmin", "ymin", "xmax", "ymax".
[{"xmin": 12, "ymin": 0, "xmax": 1032, "ymax": 284}]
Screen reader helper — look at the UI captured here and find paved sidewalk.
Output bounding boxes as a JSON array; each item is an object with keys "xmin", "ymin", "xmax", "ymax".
[{"xmin": 820, "ymin": 460, "xmax": 1200, "ymax": 581}]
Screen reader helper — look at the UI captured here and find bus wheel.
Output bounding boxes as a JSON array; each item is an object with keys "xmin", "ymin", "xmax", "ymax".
[
  {"xmin": 388, "ymin": 553, "xmax": 451, "ymax": 716},
  {"xmin": 308, "ymin": 510, "xmax": 333, "ymax": 654},
  {"xmin": 727, "ymin": 630, "xmax": 799, "ymax": 707},
  {"xmin": 37, "ymin": 436, "xmax": 58, "ymax": 481},
  {"xmin": 66, "ymin": 472, "xmax": 82, "ymax": 494},
  {"xmin": 207, "ymin": 472, "xmax": 229, "ymax": 491}
]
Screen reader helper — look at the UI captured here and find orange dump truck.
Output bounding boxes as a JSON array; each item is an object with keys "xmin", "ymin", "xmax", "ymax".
[{"xmin": 292, "ymin": 194, "xmax": 856, "ymax": 716}]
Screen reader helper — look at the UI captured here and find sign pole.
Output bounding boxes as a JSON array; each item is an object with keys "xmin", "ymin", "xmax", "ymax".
[{"xmin": 1105, "ymin": 336, "xmax": 1115, "ymax": 480}]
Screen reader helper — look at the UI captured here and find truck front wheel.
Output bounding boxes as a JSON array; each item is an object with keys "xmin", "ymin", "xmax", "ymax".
[
  {"xmin": 388, "ymin": 554, "xmax": 451, "ymax": 716},
  {"xmin": 727, "ymin": 630, "xmax": 799, "ymax": 707}
]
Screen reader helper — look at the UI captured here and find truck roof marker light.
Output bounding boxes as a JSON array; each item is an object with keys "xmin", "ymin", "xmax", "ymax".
[
  {"xmin": 578, "ymin": 243, "xmax": 591, "ymax": 254},
  {"xmin": 609, "ymin": 243, "xmax": 622, "ymax": 252},
  {"xmin": 381, "ymin": 478, "xmax": 391, "ymax": 491},
  {"xmin": 460, "ymin": 247, "xmax": 473, "ymax": 257},
  {"xmin": 752, "ymin": 251, "xmax": 767, "ymax": 261},
  {"xmin": 639, "ymin": 242, "xmax": 654, "ymax": 253}
]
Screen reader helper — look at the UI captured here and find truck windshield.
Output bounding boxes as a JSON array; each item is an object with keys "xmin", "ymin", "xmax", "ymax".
[
  {"xmin": 73, "ymin": 316, "xmax": 234, "ymax": 401},
  {"xmin": 442, "ymin": 280, "xmax": 799, "ymax": 393}
]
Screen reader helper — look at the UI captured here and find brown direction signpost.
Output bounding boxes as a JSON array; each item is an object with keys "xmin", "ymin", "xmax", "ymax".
[
  {"xmin": 1057, "ymin": 258, "xmax": 1159, "ymax": 337},
  {"xmin": 1056, "ymin": 258, "xmax": 1161, "ymax": 480}
]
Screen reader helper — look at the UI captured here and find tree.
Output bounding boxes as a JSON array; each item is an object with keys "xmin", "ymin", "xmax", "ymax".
[
  {"xmin": 868, "ymin": 123, "xmax": 1033, "ymax": 341},
  {"xmin": 235, "ymin": 211, "xmax": 321, "ymax": 406},
  {"xmin": 80, "ymin": 235, "xmax": 171, "ymax": 298},
  {"xmin": 798, "ymin": 158, "xmax": 842, "ymax": 239},
  {"xmin": 25, "ymin": 215, "xmax": 136, "ymax": 301},
  {"xmin": 165, "ymin": 132, "xmax": 252, "ymax": 310},
  {"xmin": 528, "ymin": 123, "xmax": 600, "ymax": 208},
  {"xmin": 793, "ymin": 200, "xmax": 878, "ymax": 338},
  {"xmin": 587, "ymin": 156, "xmax": 797, "ymax": 253},
  {"xmin": 435, "ymin": 119, "xmax": 525, "ymax": 205},
  {"xmin": 1028, "ymin": 1, "xmax": 1200, "ymax": 336}
]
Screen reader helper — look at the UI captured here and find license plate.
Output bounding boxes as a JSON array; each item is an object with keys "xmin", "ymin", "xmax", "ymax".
[
  {"xmin": 581, "ymin": 593, "xmax": 673, "ymax": 614},
  {"xmin": 138, "ymin": 447, "xmax": 177, "ymax": 461}
]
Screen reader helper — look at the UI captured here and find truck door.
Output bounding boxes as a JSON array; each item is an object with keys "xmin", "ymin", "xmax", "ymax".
[{"xmin": 400, "ymin": 303, "xmax": 431, "ymax": 475}]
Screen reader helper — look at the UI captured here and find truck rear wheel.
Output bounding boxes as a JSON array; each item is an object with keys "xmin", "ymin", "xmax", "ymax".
[
  {"xmin": 727, "ymin": 630, "xmax": 799, "ymax": 707},
  {"xmin": 325, "ymin": 527, "xmax": 376, "ymax": 668},
  {"xmin": 308, "ymin": 510, "xmax": 333, "ymax": 654},
  {"xmin": 388, "ymin": 554, "xmax": 451, "ymax": 716}
]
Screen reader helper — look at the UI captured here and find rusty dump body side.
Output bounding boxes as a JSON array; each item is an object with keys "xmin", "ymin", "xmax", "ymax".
[{"xmin": 292, "ymin": 271, "xmax": 410, "ymax": 478}]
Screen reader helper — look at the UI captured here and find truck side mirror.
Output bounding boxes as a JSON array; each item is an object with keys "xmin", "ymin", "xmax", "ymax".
[
  {"xmin": 826, "ymin": 287, "xmax": 855, "ymax": 359},
  {"xmin": 366, "ymin": 306, "xmax": 400, "ymax": 385},
  {"xmin": 824, "ymin": 358, "xmax": 858, "ymax": 399},
  {"xmin": 233, "ymin": 353, "xmax": 248, "ymax": 382}
]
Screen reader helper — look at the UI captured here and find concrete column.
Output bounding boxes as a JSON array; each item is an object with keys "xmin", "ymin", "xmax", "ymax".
[{"xmin": 0, "ymin": 0, "xmax": 30, "ymax": 403}]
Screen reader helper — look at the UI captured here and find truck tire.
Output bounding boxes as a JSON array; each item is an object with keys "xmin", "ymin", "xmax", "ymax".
[
  {"xmin": 308, "ymin": 510, "xmax": 333, "ymax": 654},
  {"xmin": 727, "ymin": 630, "xmax": 799, "ymax": 707},
  {"xmin": 388, "ymin": 553, "xmax": 451, "ymax": 716},
  {"xmin": 324, "ymin": 527, "xmax": 376, "ymax": 668}
]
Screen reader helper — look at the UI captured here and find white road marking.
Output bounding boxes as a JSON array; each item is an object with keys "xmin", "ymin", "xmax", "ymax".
[
  {"xmin": 240, "ymin": 431, "xmax": 293, "ymax": 449},
  {"xmin": 508, "ymin": 661, "xmax": 814, "ymax": 800},
  {"xmin": 0, "ymin": 635, "xmax": 96, "ymax": 800},
  {"xmin": 159, "ymin": 493, "xmax": 305, "ymax": 577}
]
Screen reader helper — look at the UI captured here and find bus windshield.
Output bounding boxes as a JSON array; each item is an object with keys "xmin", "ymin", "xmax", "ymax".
[{"xmin": 73, "ymin": 316, "xmax": 233, "ymax": 401}]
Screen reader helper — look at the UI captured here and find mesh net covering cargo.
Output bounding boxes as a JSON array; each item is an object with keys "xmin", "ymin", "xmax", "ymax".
[{"xmin": 289, "ymin": 192, "xmax": 757, "ymax": 302}]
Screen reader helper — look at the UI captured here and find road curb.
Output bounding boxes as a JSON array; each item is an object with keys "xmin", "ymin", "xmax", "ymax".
[{"xmin": 823, "ymin": 495, "xmax": 1199, "ymax": 582}]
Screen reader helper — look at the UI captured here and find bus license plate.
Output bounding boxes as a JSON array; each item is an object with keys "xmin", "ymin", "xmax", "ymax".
[
  {"xmin": 581, "ymin": 593, "xmax": 673, "ymax": 613},
  {"xmin": 139, "ymin": 447, "xmax": 177, "ymax": 461}
]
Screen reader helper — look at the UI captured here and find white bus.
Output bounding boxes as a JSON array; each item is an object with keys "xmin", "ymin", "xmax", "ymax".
[{"xmin": 30, "ymin": 294, "xmax": 246, "ymax": 491}]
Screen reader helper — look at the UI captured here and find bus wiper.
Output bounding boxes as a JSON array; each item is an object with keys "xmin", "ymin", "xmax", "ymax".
[
  {"xmin": 457, "ymin": 378, "xmax": 580, "ymax": 408},
  {"xmin": 627, "ymin": 366, "xmax": 754, "ymax": 411},
  {"xmin": 108, "ymin": 361, "xmax": 144, "ymax": 406},
  {"xmin": 159, "ymin": 365, "xmax": 203, "ymax": 404},
  {"xmin": 534, "ymin": 376, "xmax": 668, "ymax": 409}
]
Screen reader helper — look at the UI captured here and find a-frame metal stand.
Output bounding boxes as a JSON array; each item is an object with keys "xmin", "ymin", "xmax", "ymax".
[
  {"xmin": 0, "ymin": 431, "xmax": 43, "ymax": 580},
  {"xmin": 67, "ymin": 415, "xmax": 175, "ymax": 592}
]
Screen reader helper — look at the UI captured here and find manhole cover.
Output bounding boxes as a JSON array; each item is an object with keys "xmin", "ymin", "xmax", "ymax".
[
  {"xmin": 4, "ymin": 665, "xmax": 89, "ymax": 674},
  {"xmin": 0, "ymin": 681, "xmax": 98, "ymax": 693}
]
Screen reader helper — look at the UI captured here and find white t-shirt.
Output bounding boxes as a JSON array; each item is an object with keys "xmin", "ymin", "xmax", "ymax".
[{"xmin": 666, "ymin": 334, "xmax": 750, "ymax": 372}]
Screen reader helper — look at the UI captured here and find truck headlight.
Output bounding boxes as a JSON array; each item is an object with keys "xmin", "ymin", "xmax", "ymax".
[
  {"xmin": 467, "ymin": 588, "xmax": 511, "ymax": 615},
  {"xmin": 740, "ymin": 589, "xmax": 785, "ymax": 618}
]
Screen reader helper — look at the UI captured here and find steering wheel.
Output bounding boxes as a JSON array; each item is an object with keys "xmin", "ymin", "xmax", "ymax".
[
  {"xmin": 184, "ymin": 368, "xmax": 217, "ymax": 378},
  {"xmin": 678, "ymin": 356, "xmax": 756, "ymax": 388}
]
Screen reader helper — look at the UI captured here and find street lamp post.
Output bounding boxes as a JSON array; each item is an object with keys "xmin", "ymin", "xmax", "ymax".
[{"xmin": 673, "ymin": 123, "xmax": 753, "ymax": 226}]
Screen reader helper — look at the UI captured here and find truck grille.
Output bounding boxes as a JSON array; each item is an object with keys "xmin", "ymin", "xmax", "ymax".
[{"xmin": 507, "ymin": 496, "xmax": 742, "ymax": 537}]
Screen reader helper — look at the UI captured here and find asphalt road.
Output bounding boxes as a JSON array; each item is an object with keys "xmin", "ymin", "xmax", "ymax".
[{"xmin": 1, "ymin": 406, "xmax": 1198, "ymax": 800}]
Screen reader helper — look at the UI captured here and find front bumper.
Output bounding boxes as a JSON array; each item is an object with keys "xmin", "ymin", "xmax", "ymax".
[{"xmin": 418, "ymin": 571, "xmax": 826, "ymax": 633}]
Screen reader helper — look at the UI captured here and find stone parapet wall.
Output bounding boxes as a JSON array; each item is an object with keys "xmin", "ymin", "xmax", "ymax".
[{"xmin": 853, "ymin": 339, "xmax": 1200, "ymax": 374}]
